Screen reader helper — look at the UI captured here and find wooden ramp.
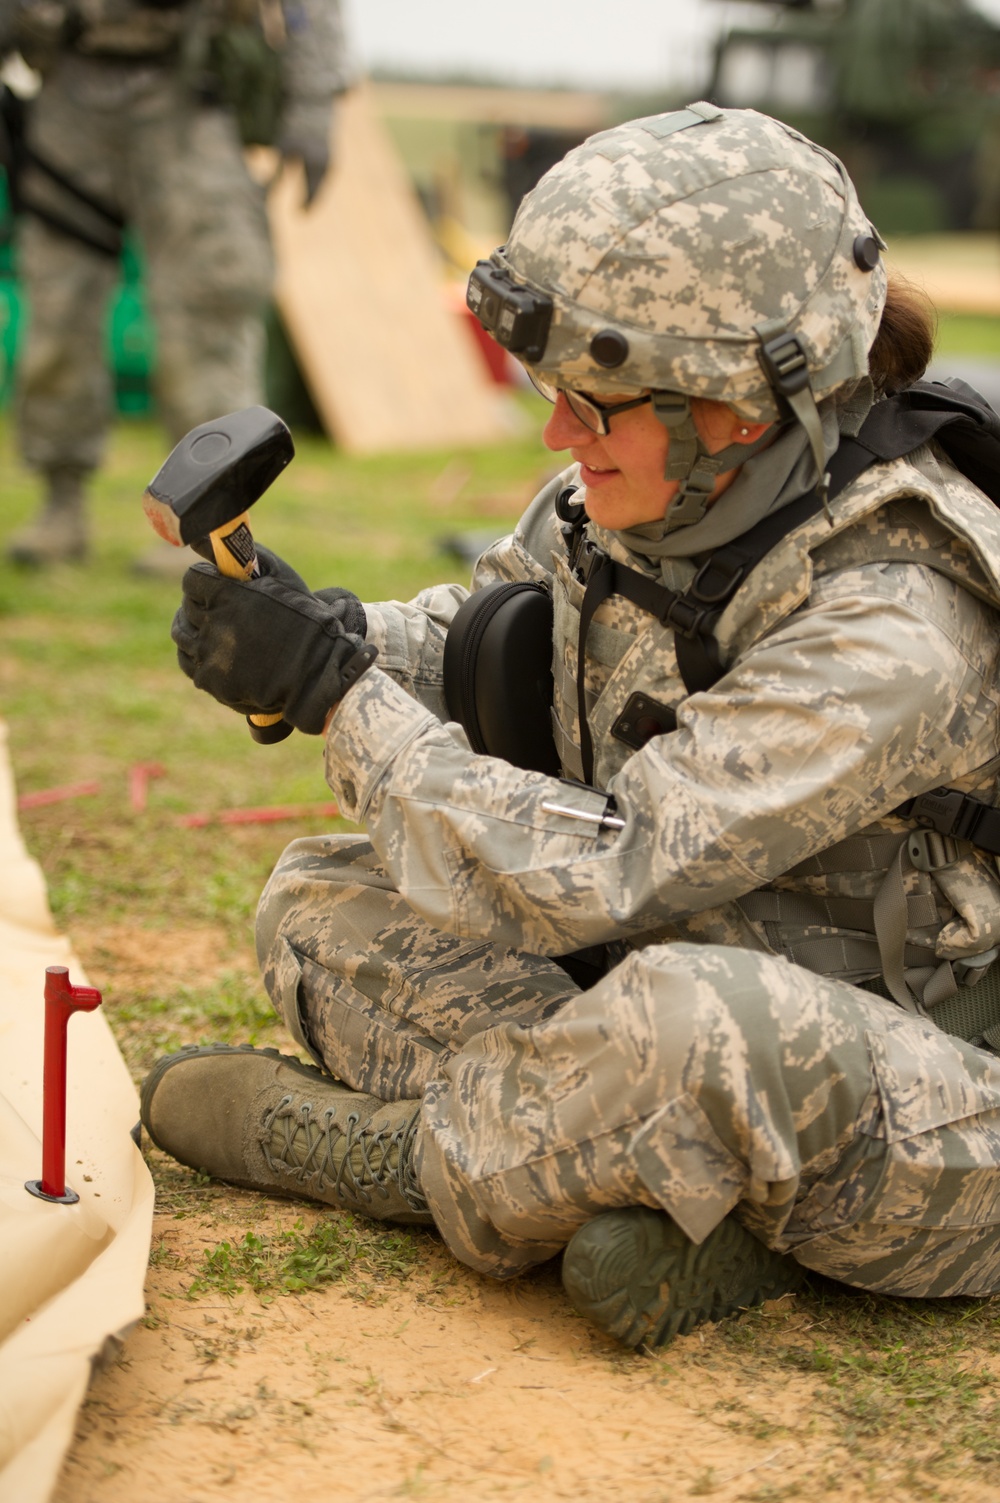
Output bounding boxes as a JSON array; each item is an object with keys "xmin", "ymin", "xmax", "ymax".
[
  {"xmin": 886, "ymin": 233, "xmax": 1000, "ymax": 315},
  {"xmin": 268, "ymin": 85, "xmax": 512, "ymax": 454}
]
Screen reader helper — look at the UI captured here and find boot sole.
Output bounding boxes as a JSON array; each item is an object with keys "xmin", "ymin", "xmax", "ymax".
[{"xmin": 562, "ymin": 1206, "xmax": 804, "ymax": 1349}]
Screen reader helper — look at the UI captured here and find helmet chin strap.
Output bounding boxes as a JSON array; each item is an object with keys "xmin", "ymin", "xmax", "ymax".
[{"xmin": 651, "ymin": 391, "xmax": 779, "ymax": 526}]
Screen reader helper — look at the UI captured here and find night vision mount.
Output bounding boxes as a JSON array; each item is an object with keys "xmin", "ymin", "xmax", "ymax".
[{"xmin": 467, "ymin": 258, "xmax": 553, "ymax": 363}]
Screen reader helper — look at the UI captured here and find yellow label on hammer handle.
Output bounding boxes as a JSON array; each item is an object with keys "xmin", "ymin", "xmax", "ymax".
[{"xmin": 208, "ymin": 513, "xmax": 285, "ymax": 732}]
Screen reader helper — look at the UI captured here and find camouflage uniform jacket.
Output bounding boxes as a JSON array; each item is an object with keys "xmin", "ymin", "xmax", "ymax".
[{"xmin": 325, "ymin": 436, "xmax": 1000, "ymax": 1018}]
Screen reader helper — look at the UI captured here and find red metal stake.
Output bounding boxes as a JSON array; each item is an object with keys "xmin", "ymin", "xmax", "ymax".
[{"xmin": 25, "ymin": 966, "xmax": 103, "ymax": 1205}]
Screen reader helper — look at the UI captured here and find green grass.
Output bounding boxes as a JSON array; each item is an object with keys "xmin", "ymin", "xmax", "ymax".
[
  {"xmin": 934, "ymin": 311, "xmax": 1000, "ymax": 360},
  {"xmin": 186, "ymin": 1215, "xmax": 425, "ymax": 1302},
  {"xmin": 0, "ymin": 401, "xmax": 552, "ymax": 939},
  {"xmin": 672, "ymin": 1281, "xmax": 1000, "ymax": 1491}
]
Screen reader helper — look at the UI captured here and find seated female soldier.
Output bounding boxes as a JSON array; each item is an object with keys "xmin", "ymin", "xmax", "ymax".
[{"xmin": 142, "ymin": 103, "xmax": 1000, "ymax": 1349}]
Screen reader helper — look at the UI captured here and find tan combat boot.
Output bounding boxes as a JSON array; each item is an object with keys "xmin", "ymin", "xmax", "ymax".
[
  {"xmin": 8, "ymin": 467, "xmax": 89, "ymax": 565},
  {"xmin": 140, "ymin": 1044, "xmax": 432, "ymax": 1225},
  {"xmin": 561, "ymin": 1206, "xmax": 805, "ymax": 1349}
]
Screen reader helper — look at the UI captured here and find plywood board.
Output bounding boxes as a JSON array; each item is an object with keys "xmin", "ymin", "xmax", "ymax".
[
  {"xmin": 369, "ymin": 80, "xmax": 610, "ymax": 129},
  {"xmin": 0, "ymin": 721, "xmax": 154, "ymax": 1503},
  {"xmin": 886, "ymin": 233, "xmax": 1000, "ymax": 315},
  {"xmin": 268, "ymin": 85, "xmax": 513, "ymax": 454}
]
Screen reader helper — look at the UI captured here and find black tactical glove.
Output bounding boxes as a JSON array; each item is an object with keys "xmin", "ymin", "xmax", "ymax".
[{"xmin": 171, "ymin": 547, "xmax": 375, "ymax": 734}]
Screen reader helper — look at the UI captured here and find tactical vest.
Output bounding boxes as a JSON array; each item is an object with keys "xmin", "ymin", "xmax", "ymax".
[{"xmin": 445, "ymin": 383, "xmax": 1000, "ymax": 1049}]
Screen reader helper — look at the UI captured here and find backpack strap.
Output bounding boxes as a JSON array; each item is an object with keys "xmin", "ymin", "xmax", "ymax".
[
  {"xmin": 575, "ymin": 459, "xmax": 854, "ymax": 779},
  {"xmin": 572, "ymin": 379, "xmax": 1000, "ymax": 780},
  {"xmin": 1, "ymin": 86, "xmax": 125, "ymax": 258}
]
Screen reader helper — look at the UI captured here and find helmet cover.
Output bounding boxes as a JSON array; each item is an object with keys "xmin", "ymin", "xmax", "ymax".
[{"xmin": 498, "ymin": 103, "xmax": 888, "ymax": 421}]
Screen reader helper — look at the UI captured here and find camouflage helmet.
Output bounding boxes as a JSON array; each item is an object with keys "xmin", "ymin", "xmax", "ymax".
[{"xmin": 467, "ymin": 103, "xmax": 887, "ymax": 516}]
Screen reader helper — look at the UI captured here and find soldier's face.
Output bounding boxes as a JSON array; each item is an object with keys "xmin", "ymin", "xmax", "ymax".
[
  {"xmin": 542, "ymin": 390, "xmax": 677, "ymax": 531},
  {"xmin": 542, "ymin": 393, "xmax": 767, "ymax": 532}
]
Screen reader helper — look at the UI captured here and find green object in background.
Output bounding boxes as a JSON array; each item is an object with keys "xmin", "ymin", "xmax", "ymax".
[
  {"xmin": 0, "ymin": 169, "xmax": 155, "ymax": 414},
  {"xmin": 264, "ymin": 302, "xmax": 322, "ymax": 433},
  {"xmin": 0, "ymin": 172, "xmax": 21, "ymax": 408},
  {"xmin": 106, "ymin": 234, "xmax": 155, "ymax": 416}
]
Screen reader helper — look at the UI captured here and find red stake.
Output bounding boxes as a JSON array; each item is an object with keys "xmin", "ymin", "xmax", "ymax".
[
  {"xmin": 25, "ymin": 967, "xmax": 103, "ymax": 1205},
  {"xmin": 17, "ymin": 780, "xmax": 101, "ymax": 811},
  {"xmin": 128, "ymin": 761, "xmax": 166, "ymax": 813},
  {"xmin": 177, "ymin": 801, "xmax": 341, "ymax": 828}
]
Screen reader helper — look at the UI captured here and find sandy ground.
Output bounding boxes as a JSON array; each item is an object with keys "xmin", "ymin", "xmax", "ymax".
[{"xmin": 50, "ymin": 924, "xmax": 1000, "ymax": 1503}]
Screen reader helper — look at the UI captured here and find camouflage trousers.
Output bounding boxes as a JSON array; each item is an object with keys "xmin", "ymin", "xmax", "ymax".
[
  {"xmin": 257, "ymin": 834, "xmax": 1000, "ymax": 1295},
  {"xmin": 17, "ymin": 55, "xmax": 273, "ymax": 472}
]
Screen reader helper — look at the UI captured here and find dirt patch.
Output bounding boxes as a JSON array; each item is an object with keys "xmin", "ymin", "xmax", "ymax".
[
  {"xmin": 55, "ymin": 926, "xmax": 1000, "ymax": 1503},
  {"xmin": 75, "ymin": 925, "xmax": 257, "ymax": 992}
]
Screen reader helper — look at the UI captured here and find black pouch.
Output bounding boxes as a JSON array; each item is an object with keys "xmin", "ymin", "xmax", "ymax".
[{"xmin": 443, "ymin": 581, "xmax": 560, "ymax": 775}]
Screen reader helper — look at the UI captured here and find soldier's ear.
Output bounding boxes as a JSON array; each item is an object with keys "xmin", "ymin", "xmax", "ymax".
[
  {"xmin": 730, "ymin": 419, "xmax": 772, "ymax": 446},
  {"xmin": 691, "ymin": 399, "xmax": 771, "ymax": 453}
]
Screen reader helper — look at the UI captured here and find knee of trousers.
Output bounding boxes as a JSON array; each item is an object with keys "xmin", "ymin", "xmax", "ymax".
[
  {"xmin": 628, "ymin": 943, "xmax": 884, "ymax": 1156},
  {"xmin": 254, "ymin": 834, "xmax": 387, "ymax": 1054},
  {"xmin": 255, "ymin": 834, "xmax": 386, "ymax": 970}
]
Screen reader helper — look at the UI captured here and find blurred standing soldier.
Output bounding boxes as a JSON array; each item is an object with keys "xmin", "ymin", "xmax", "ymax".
[{"xmin": 0, "ymin": 0, "xmax": 350, "ymax": 566}]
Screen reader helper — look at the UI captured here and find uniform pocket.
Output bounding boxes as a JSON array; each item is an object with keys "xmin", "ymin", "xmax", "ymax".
[
  {"xmin": 863, "ymin": 1021, "xmax": 1000, "ymax": 1233},
  {"xmin": 866, "ymin": 1022, "xmax": 1000, "ymax": 1142},
  {"xmin": 629, "ymin": 1091, "xmax": 797, "ymax": 1245}
]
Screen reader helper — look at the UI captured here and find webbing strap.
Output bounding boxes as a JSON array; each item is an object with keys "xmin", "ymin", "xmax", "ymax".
[
  {"xmin": 783, "ymin": 831, "xmax": 912, "ymax": 876},
  {"xmin": 739, "ymin": 886, "xmax": 939, "ymax": 934},
  {"xmin": 576, "ymin": 550, "xmax": 723, "ymax": 782},
  {"xmin": 572, "ymin": 378, "xmax": 1000, "ymax": 785},
  {"xmin": 871, "ymin": 838, "xmax": 972, "ymax": 1014},
  {"xmin": 640, "ymin": 104, "xmax": 722, "ymax": 139},
  {"xmin": 1, "ymin": 86, "xmax": 125, "ymax": 258}
]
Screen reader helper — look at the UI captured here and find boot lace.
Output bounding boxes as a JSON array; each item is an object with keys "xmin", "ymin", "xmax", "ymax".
[{"xmin": 260, "ymin": 1095, "xmax": 427, "ymax": 1214}]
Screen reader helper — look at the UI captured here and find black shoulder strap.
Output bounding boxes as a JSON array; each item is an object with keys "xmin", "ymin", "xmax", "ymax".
[
  {"xmin": 1, "ymin": 85, "xmax": 124, "ymax": 258},
  {"xmin": 574, "ymin": 378, "xmax": 1000, "ymax": 776}
]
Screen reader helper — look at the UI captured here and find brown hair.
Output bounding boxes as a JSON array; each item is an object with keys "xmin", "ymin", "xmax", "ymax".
[{"xmin": 867, "ymin": 274, "xmax": 937, "ymax": 396}]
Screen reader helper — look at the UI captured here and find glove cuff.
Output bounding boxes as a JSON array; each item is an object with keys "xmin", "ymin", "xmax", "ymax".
[
  {"xmin": 291, "ymin": 642, "xmax": 379, "ymax": 735},
  {"xmin": 339, "ymin": 642, "xmax": 379, "ymax": 689}
]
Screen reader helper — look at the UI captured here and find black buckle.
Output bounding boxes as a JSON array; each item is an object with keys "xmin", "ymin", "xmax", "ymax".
[
  {"xmin": 903, "ymin": 788, "xmax": 1000, "ymax": 856},
  {"xmin": 576, "ymin": 540, "xmax": 609, "ymax": 585},
  {"xmin": 903, "ymin": 788, "xmax": 966, "ymax": 837},
  {"xmin": 690, "ymin": 557, "xmax": 746, "ymax": 606},
  {"xmin": 662, "ymin": 595, "xmax": 709, "ymax": 638},
  {"xmin": 759, "ymin": 332, "xmax": 810, "ymax": 399}
]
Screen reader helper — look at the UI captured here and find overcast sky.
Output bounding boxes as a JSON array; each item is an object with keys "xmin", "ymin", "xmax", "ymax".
[{"xmin": 341, "ymin": 0, "xmax": 1000, "ymax": 94}]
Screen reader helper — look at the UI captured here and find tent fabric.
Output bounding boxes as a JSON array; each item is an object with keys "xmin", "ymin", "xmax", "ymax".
[{"xmin": 0, "ymin": 719, "xmax": 154, "ymax": 1503}]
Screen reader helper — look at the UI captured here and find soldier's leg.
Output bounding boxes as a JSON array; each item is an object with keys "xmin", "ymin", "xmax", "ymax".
[
  {"xmin": 142, "ymin": 832, "xmax": 583, "ymax": 1224},
  {"xmin": 417, "ymin": 943, "xmax": 1000, "ymax": 1306},
  {"xmin": 255, "ymin": 834, "xmax": 581, "ymax": 1101},
  {"xmin": 15, "ymin": 220, "xmax": 116, "ymax": 474},
  {"xmin": 10, "ymin": 78, "xmax": 120, "ymax": 563},
  {"xmin": 128, "ymin": 90, "xmax": 273, "ymax": 441}
]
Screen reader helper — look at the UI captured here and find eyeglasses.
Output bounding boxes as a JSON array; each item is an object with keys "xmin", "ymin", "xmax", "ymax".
[{"xmin": 527, "ymin": 371, "xmax": 652, "ymax": 436}]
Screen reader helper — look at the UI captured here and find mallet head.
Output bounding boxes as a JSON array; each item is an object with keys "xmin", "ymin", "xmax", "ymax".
[{"xmin": 142, "ymin": 407, "xmax": 294, "ymax": 548}]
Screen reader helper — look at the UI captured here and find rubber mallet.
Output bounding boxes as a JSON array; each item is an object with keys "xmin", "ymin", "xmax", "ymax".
[{"xmin": 142, "ymin": 406, "xmax": 295, "ymax": 744}]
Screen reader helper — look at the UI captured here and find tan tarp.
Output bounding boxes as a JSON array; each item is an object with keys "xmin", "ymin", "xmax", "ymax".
[
  {"xmin": 0, "ymin": 720, "xmax": 154, "ymax": 1503},
  {"xmin": 268, "ymin": 83, "xmax": 514, "ymax": 454}
]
